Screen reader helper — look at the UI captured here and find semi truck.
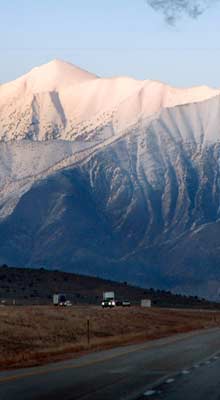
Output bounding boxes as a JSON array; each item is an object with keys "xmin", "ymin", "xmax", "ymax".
[
  {"xmin": 101, "ymin": 291, "xmax": 116, "ymax": 308},
  {"xmin": 53, "ymin": 293, "xmax": 67, "ymax": 306}
]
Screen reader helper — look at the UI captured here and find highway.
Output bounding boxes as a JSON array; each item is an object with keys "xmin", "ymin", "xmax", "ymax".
[{"xmin": 1, "ymin": 328, "xmax": 220, "ymax": 400}]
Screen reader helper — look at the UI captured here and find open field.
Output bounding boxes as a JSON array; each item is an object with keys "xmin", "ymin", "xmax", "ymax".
[{"xmin": 1, "ymin": 305, "xmax": 220, "ymax": 370}]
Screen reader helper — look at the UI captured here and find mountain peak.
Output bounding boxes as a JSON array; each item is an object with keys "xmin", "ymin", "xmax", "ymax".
[
  {"xmin": 0, "ymin": 59, "xmax": 98, "ymax": 96},
  {"xmin": 32, "ymin": 58, "xmax": 97, "ymax": 76},
  {"xmin": 23, "ymin": 59, "xmax": 99, "ymax": 92}
]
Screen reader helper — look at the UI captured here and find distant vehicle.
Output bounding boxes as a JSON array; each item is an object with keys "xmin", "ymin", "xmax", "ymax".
[
  {"xmin": 103, "ymin": 291, "xmax": 115, "ymax": 301},
  {"xmin": 64, "ymin": 300, "xmax": 72, "ymax": 307},
  {"xmin": 53, "ymin": 293, "xmax": 67, "ymax": 306},
  {"xmin": 115, "ymin": 300, "xmax": 131, "ymax": 307},
  {"xmin": 122, "ymin": 300, "xmax": 131, "ymax": 307},
  {"xmin": 102, "ymin": 299, "xmax": 116, "ymax": 308},
  {"xmin": 102, "ymin": 291, "xmax": 116, "ymax": 308},
  {"xmin": 141, "ymin": 299, "xmax": 152, "ymax": 308}
]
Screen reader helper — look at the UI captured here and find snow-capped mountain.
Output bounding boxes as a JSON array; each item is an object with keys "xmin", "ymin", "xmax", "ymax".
[
  {"xmin": 0, "ymin": 59, "xmax": 219, "ymax": 142},
  {"xmin": 1, "ymin": 59, "xmax": 220, "ymax": 299}
]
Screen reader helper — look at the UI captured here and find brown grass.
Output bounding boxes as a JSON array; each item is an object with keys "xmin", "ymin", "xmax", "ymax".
[{"xmin": 0, "ymin": 305, "xmax": 220, "ymax": 370}]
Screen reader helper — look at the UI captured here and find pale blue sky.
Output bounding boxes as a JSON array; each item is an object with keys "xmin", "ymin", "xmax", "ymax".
[{"xmin": 1, "ymin": 0, "xmax": 220, "ymax": 87}]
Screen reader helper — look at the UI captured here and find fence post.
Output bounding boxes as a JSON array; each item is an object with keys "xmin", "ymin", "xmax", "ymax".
[{"xmin": 87, "ymin": 318, "xmax": 90, "ymax": 346}]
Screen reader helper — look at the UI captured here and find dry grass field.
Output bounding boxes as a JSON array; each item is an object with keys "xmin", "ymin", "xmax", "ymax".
[{"xmin": 0, "ymin": 305, "xmax": 220, "ymax": 370}]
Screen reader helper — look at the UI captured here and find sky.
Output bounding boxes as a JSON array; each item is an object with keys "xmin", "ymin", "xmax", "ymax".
[{"xmin": 1, "ymin": 0, "xmax": 220, "ymax": 87}]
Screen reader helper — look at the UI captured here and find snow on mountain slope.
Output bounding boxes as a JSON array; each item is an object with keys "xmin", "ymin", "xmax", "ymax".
[
  {"xmin": 0, "ymin": 94, "xmax": 220, "ymax": 223},
  {"xmin": 0, "ymin": 59, "xmax": 219, "ymax": 142},
  {"xmin": 0, "ymin": 138, "xmax": 101, "ymax": 220},
  {"xmin": 114, "ymin": 81, "xmax": 220, "ymax": 130}
]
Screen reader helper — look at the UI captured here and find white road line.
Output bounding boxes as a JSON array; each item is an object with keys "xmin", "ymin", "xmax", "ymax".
[
  {"xmin": 165, "ymin": 378, "xmax": 175, "ymax": 384},
  {"xmin": 144, "ymin": 389, "xmax": 157, "ymax": 396},
  {"xmin": 181, "ymin": 369, "xmax": 190, "ymax": 375}
]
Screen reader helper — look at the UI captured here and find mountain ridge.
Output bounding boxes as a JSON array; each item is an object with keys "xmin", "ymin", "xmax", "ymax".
[{"xmin": 0, "ymin": 60, "xmax": 219, "ymax": 142}]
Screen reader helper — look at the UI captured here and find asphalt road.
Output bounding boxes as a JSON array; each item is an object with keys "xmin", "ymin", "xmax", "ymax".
[{"xmin": 1, "ymin": 327, "xmax": 220, "ymax": 400}]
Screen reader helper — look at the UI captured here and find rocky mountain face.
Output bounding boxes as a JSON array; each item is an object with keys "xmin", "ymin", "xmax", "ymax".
[{"xmin": 1, "ymin": 60, "xmax": 220, "ymax": 299}]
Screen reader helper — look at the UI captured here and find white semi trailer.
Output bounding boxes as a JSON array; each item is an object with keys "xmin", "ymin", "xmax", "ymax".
[
  {"xmin": 141, "ymin": 299, "xmax": 151, "ymax": 308},
  {"xmin": 53, "ymin": 293, "xmax": 67, "ymax": 306}
]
